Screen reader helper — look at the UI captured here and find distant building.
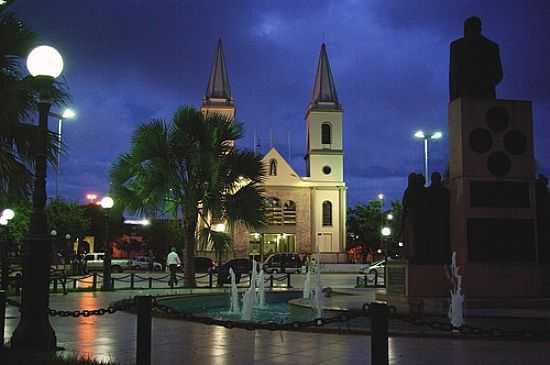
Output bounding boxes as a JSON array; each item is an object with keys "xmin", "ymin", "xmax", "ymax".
[{"xmin": 200, "ymin": 41, "xmax": 347, "ymax": 263}]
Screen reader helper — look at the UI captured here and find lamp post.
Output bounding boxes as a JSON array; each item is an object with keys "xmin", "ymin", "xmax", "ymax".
[
  {"xmin": 12, "ymin": 45, "xmax": 64, "ymax": 351},
  {"xmin": 49, "ymin": 108, "xmax": 76, "ymax": 198},
  {"xmin": 100, "ymin": 196, "xmax": 114, "ymax": 290},
  {"xmin": 381, "ymin": 226, "xmax": 391, "ymax": 286},
  {"xmin": 1, "ymin": 209, "xmax": 15, "ymax": 291},
  {"xmin": 413, "ymin": 130, "xmax": 443, "ymax": 185}
]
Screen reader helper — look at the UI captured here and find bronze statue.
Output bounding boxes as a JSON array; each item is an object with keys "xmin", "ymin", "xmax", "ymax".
[
  {"xmin": 426, "ymin": 172, "xmax": 451, "ymax": 264},
  {"xmin": 449, "ymin": 16, "xmax": 503, "ymax": 101}
]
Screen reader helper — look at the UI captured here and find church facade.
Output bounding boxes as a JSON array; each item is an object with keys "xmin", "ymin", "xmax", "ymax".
[{"xmin": 200, "ymin": 41, "xmax": 347, "ymax": 263}]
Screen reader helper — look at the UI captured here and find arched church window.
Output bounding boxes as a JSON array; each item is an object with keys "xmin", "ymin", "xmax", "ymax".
[
  {"xmin": 283, "ymin": 200, "xmax": 297, "ymax": 225},
  {"xmin": 322, "ymin": 201, "xmax": 332, "ymax": 226},
  {"xmin": 321, "ymin": 123, "xmax": 331, "ymax": 145},
  {"xmin": 266, "ymin": 197, "xmax": 283, "ymax": 225},
  {"xmin": 269, "ymin": 159, "xmax": 277, "ymax": 176}
]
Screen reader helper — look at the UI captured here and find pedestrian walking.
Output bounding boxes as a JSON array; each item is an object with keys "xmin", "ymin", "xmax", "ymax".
[{"xmin": 166, "ymin": 247, "xmax": 181, "ymax": 287}]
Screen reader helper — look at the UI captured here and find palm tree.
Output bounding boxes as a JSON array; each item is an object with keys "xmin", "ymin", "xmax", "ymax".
[
  {"xmin": 0, "ymin": 1, "xmax": 68, "ymax": 200},
  {"xmin": 111, "ymin": 106, "xmax": 265, "ymax": 287}
]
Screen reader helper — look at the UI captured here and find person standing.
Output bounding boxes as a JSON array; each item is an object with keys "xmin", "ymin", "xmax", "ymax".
[{"xmin": 166, "ymin": 247, "xmax": 181, "ymax": 287}]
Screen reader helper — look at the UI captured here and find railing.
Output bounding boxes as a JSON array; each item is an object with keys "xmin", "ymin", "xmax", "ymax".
[
  {"xmin": 44, "ymin": 271, "xmax": 295, "ymax": 292},
  {"xmin": 3, "ymin": 291, "xmax": 550, "ymax": 365},
  {"xmin": 356, "ymin": 271, "xmax": 385, "ymax": 288}
]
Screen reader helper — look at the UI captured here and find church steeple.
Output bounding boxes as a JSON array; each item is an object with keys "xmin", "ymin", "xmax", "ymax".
[
  {"xmin": 201, "ymin": 39, "xmax": 235, "ymax": 118},
  {"xmin": 205, "ymin": 39, "xmax": 232, "ymax": 101},
  {"xmin": 310, "ymin": 43, "xmax": 340, "ymax": 109},
  {"xmin": 305, "ymin": 43, "xmax": 343, "ymax": 180}
]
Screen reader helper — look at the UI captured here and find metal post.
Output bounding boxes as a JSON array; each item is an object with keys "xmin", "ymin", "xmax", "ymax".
[
  {"xmin": 0, "ymin": 241, "xmax": 8, "ymax": 291},
  {"xmin": 424, "ymin": 138, "xmax": 429, "ymax": 185},
  {"xmin": 286, "ymin": 273, "xmax": 292, "ymax": 288},
  {"xmin": 11, "ymin": 93, "xmax": 57, "ymax": 350},
  {"xmin": 92, "ymin": 272, "xmax": 97, "ymax": 289},
  {"xmin": 111, "ymin": 278, "xmax": 115, "ymax": 289},
  {"xmin": 370, "ymin": 302, "xmax": 389, "ymax": 365},
  {"xmin": 1, "ymin": 290, "xmax": 6, "ymax": 346},
  {"xmin": 148, "ymin": 277, "xmax": 152, "ymax": 289},
  {"xmin": 136, "ymin": 296, "xmax": 152, "ymax": 365},
  {"xmin": 270, "ymin": 274, "xmax": 274, "ymax": 288},
  {"xmin": 102, "ymin": 211, "xmax": 112, "ymax": 290},
  {"xmin": 131, "ymin": 273, "xmax": 135, "ymax": 289},
  {"xmin": 208, "ymin": 269, "xmax": 213, "ymax": 288},
  {"xmin": 55, "ymin": 118, "xmax": 63, "ymax": 198}
]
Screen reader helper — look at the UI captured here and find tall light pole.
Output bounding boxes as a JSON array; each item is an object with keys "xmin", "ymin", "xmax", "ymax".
[
  {"xmin": 49, "ymin": 108, "xmax": 76, "ymax": 198},
  {"xmin": 12, "ymin": 45, "xmax": 64, "ymax": 351},
  {"xmin": 1, "ymin": 209, "xmax": 15, "ymax": 291},
  {"xmin": 100, "ymin": 196, "xmax": 114, "ymax": 290},
  {"xmin": 381, "ymin": 226, "xmax": 392, "ymax": 286},
  {"xmin": 414, "ymin": 130, "xmax": 443, "ymax": 185}
]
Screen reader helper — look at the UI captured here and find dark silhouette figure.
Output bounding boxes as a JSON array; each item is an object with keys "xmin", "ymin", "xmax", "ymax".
[
  {"xmin": 401, "ymin": 173, "xmax": 429, "ymax": 261},
  {"xmin": 401, "ymin": 173, "xmax": 418, "ymax": 258},
  {"xmin": 536, "ymin": 175, "xmax": 550, "ymax": 264},
  {"xmin": 449, "ymin": 16, "xmax": 503, "ymax": 101},
  {"xmin": 425, "ymin": 172, "xmax": 451, "ymax": 264}
]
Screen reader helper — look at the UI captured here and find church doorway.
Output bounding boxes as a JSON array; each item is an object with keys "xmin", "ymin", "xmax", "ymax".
[{"xmin": 249, "ymin": 233, "xmax": 297, "ymax": 262}]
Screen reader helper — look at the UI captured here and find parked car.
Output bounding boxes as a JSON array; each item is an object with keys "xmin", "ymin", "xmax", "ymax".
[
  {"xmin": 360, "ymin": 259, "xmax": 385, "ymax": 277},
  {"xmin": 216, "ymin": 258, "xmax": 259, "ymax": 284},
  {"xmin": 177, "ymin": 256, "xmax": 215, "ymax": 274},
  {"xmin": 129, "ymin": 256, "xmax": 163, "ymax": 271},
  {"xmin": 263, "ymin": 252, "xmax": 304, "ymax": 274},
  {"xmin": 83, "ymin": 252, "xmax": 132, "ymax": 273}
]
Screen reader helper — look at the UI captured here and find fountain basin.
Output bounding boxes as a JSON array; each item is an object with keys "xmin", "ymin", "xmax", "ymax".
[{"xmin": 157, "ymin": 290, "xmax": 323, "ymax": 323}]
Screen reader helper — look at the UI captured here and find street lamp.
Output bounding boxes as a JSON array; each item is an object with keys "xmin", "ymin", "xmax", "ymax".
[
  {"xmin": 387, "ymin": 213, "xmax": 394, "ymax": 220},
  {"xmin": 12, "ymin": 45, "xmax": 64, "ymax": 351},
  {"xmin": 1, "ymin": 208, "xmax": 15, "ymax": 290},
  {"xmin": 381, "ymin": 226, "xmax": 391, "ymax": 286},
  {"xmin": 413, "ymin": 130, "xmax": 443, "ymax": 185},
  {"xmin": 49, "ymin": 107, "xmax": 76, "ymax": 198},
  {"xmin": 100, "ymin": 196, "xmax": 114, "ymax": 290}
]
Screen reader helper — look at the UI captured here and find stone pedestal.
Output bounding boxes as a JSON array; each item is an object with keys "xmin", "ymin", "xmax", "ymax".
[
  {"xmin": 379, "ymin": 259, "xmax": 450, "ymax": 314},
  {"xmin": 448, "ymin": 98, "xmax": 546, "ymax": 298}
]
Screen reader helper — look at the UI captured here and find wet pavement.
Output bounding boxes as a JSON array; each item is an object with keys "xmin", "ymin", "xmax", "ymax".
[{"xmin": 3, "ymin": 289, "xmax": 550, "ymax": 365}]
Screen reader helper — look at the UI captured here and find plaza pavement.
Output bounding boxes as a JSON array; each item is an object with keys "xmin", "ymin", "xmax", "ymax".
[{"xmin": 3, "ymin": 286, "xmax": 550, "ymax": 364}]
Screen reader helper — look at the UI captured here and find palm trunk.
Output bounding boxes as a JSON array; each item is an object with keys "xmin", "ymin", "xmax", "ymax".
[{"xmin": 183, "ymin": 211, "xmax": 198, "ymax": 287}]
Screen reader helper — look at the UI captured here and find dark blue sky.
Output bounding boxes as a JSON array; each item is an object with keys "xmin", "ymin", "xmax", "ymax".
[{"xmin": 12, "ymin": 0, "xmax": 550, "ymax": 206}]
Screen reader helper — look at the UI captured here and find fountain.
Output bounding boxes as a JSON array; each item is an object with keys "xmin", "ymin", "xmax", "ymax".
[
  {"xmin": 447, "ymin": 251, "xmax": 464, "ymax": 328},
  {"xmin": 311, "ymin": 249, "xmax": 323, "ymax": 318},
  {"xmin": 303, "ymin": 260, "xmax": 312, "ymax": 299},
  {"xmin": 241, "ymin": 258, "xmax": 257, "ymax": 320},
  {"xmin": 229, "ymin": 268, "xmax": 240, "ymax": 314},
  {"xmin": 257, "ymin": 265, "xmax": 266, "ymax": 307}
]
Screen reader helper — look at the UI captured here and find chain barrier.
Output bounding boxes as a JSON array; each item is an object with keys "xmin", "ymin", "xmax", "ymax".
[
  {"xmin": 387, "ymin": 305, "xmax": 550, "ymax": 340},
  {"xmin": 48, "ymin": 298, "xmax": 135, "ymax": 318}
]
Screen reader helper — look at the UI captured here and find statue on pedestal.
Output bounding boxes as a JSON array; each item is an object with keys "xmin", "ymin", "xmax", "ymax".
[{"xmin": 449, "ymin": 16, "xmax": 503, "ymax": 101}]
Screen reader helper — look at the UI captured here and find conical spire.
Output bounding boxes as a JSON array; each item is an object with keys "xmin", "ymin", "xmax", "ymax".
[
  {"xmin": 205, "ymin": 39, "xmax": 232, "ymax": 101},
  {"xmin": 311, "ymin": 44, "xmax": 339, "ymax": 105}
]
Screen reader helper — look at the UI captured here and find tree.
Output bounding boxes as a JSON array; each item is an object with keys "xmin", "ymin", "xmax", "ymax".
[
  {"xmin": 110, "ymin": 106, "xmax": 265, "ymax": 287},
  {"xmin": 142, "ymin": 219, "xmax": 183, "ymax": 261},
  {"xmin": 0, "ymin": 0, "xmax": 68, "ymax": 201},
  {"xmin": 47, "ymin": 199, "xmax": 91, "ymax": 240},
  {"xmin": 347, "ymin": 200, "xmax": 403, "ymax": 253}
]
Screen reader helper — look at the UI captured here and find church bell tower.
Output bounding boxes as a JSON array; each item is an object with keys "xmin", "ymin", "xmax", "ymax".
[{"xmin": 305, "ymin": 44, "xmax": 343, "ymax": 182}]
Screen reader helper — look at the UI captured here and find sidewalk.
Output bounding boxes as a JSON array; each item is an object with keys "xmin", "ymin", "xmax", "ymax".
[{"xmin": 3, "ymin": 290, "xmax": 550, "ymax": 365}]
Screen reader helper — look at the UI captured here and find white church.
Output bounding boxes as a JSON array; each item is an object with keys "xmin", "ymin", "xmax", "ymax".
[{"xmin": 200, "ymin": 40, "xmax": 347, "ymax": 263}]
